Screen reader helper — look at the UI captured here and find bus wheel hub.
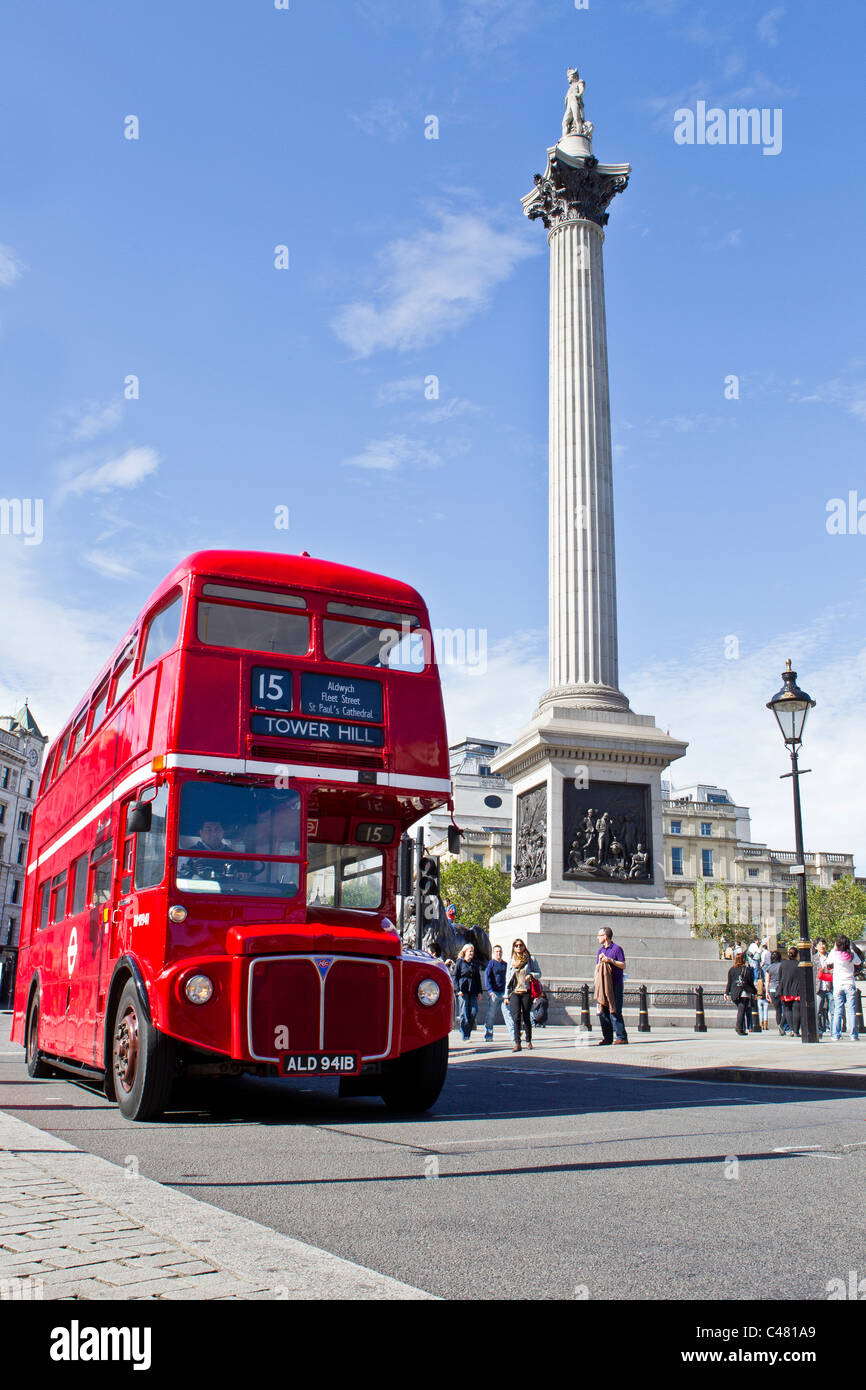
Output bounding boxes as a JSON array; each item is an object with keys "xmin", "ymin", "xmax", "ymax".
[{"xmin": 114, "ymin": 1008, "xmax": 139, "ymax": 1091}]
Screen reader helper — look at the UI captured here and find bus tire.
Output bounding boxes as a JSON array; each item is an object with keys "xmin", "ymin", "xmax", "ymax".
[
  {"xmin": 380, "ymin": 1035, "xmax": 449, "ymax": 1113},
  {"xmin": 25, "ymin": 999, "xmax": 53, "ymax": 1079},
  {"xmin": 111, "ymin": 980, "xmax": 176, "ymax": 1121}
]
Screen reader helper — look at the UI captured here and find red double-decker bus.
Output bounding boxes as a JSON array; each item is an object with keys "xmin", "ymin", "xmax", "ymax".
[{"xmin": 12, "ymin": 551, "xmax": 454, "ymax": 1120}]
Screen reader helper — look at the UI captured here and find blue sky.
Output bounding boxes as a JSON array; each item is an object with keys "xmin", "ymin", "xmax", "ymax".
[{"xmin": 1, "ymin": 0, "xmax": 865, "ymax": 865}]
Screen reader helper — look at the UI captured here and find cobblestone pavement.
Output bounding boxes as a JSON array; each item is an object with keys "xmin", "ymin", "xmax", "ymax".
[{"xmin": 0, "ymin": 1111, "xmax": 432, "ymax": 1301}]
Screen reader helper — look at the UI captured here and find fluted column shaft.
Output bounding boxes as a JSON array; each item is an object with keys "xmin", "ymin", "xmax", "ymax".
[{"xmin": 547, "ymin": 217, "xmax": 622, "ymax": 702}]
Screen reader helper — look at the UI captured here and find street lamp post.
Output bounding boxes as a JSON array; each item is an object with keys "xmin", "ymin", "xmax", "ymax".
[{"xmin": 766, "ymin": 660, "xmax": 818, "ymax": 1045}]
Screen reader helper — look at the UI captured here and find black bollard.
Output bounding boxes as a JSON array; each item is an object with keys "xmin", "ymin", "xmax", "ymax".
[
  {"xmin": 857, "ymin": 990, "xmax": 865, "ymax": 1035},
  {"xmin": 750, "ymin": 995, "xmax": 762, "ymax": 1035},
  {"xmin": 694, "ymin": 985, "xmax": 708, "ymax": 1033},
  {"xmin": 638, "ymin": 984, "xmax": 651, "ymax": 1033},
  {"xmin": 580, "ymin": 982, "xmax": 592, "ymax": 1032}
]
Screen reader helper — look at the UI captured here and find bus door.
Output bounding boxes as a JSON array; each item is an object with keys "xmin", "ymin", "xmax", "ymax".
[
  {"xmin": 31, "ymin": 873, "xmax": 65, "ymax": 1053},
  {"xmin": 65, "ymin": 845, "xmax": 107, "ymax": 1066},
  {"xmin": 95, "ymin": 786, "xmax": 169, "ymax": 1054}
]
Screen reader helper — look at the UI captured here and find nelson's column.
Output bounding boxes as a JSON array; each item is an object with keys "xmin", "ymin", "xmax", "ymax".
[{"xmin": 488, "ymin": 70, "xmax": 728, "ymax": 1019}]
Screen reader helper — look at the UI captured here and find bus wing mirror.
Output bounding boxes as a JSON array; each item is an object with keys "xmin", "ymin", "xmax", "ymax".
[
  {"xmin": 127, "ymin": 802, "xmax": 153, "ymax": 834},
  {"xmin": 398, "ymin": 834, "xmax": 413, "ymax": 897},
  {"xmin": 448, "ymin": 826, "xmax": 462, "ymax": 855}
]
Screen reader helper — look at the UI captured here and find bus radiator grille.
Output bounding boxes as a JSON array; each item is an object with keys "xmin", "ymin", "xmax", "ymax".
[{"xmin": 248, "ymin": 955, "xmax": 392, "ymax": 1061}]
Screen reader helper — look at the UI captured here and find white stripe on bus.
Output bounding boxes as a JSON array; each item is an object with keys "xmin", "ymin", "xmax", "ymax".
[{"xmin": 26, "ymin": 757, "xmax": 451, "ymax": 877}]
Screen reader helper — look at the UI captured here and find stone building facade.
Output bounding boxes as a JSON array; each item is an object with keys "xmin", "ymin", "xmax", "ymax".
[{"xmin": 0, "ymin": 705, "xmax": 48, "ymax": 1005}]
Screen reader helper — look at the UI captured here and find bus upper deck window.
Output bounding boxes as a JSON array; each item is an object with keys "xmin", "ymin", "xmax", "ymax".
[
  {"xmin": 70, "ymin": 713, "xmax": 87, "ymax": 759},
  {"xmin": 111, "ymin": 644, "xmax": 136, "ymax": 707},
  {"xmin": 141, "ymin": 592, "xmax": 183, "ymax": 671},
  {"xmin": 322, "ymin": 615, "xmax": 428, "ymax": 671},
  {"xmin": 197, "ymin": 599, "xmax": 309, "ymax": 656},
  {"xmin": 87, "ymin": 680, "xmax": 110, "ymax": 736}
]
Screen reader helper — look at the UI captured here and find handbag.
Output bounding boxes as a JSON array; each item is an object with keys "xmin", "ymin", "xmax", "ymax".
[{"xmin": 529, "ymin": 977, "xmax": 544, "ymax": 1000}]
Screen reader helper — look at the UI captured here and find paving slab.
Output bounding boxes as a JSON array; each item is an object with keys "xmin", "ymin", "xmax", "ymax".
[{"xmin": 0, "ymin": 1110, "xmax": 435, "ymax": 1301}]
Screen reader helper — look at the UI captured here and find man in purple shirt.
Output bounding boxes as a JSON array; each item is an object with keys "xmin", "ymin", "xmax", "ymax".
[{"xmin": 596, "ymin": 927, "xmax": 628, "ymax": 1045}]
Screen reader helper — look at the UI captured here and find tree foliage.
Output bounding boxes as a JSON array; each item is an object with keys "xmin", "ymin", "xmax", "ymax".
[
  {"xmin": 783, "ymin": 876, "xmax": 866, "ymax": 949},
  {"xmin": 440, "ymin": 859, "xmax": 511, "ymax": 930}
]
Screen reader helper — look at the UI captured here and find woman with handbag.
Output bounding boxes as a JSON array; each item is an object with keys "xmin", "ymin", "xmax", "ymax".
[
  {"xmin": 814, "ymin": 939, "xmax": 833, "ymax": 1036},
  {"xmin": 453, "ymin": 943, "xmax": 483, "ymax": 1041},
  {"xmin": 778, "ymin": 946, "xmax": 802, "ymax": 1037},
  {"xmin": 766, "ymin": 950, "xmax": 789, "ymax": 1034},
  {"xmin": 725, "ymin": 951, "xmax": 757, "ymax": 1035},
  {"xmin": 504, "ymin": 939, "xmax": 541, "ymax": 1053}
]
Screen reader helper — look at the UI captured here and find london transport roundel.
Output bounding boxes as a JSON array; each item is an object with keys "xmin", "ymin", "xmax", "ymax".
[{"xmin": 67, "ymin": 927, "xmax": 78, "ymax": 976}]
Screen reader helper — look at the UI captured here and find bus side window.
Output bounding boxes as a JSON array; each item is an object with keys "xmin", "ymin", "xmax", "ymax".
[
  {"xmin": 69, "ymin": 855, "xmax": 88, "ymax": 914},
  {"xmin": 89, "ymin": 843, "xmax": 114, "ymax": 906},
  {"xmin": 87, "ymin": 680, "xmax": 110, "ymax": 737},
  {"xmin": 38, "ymin": 881, "xmax": 51, "ymax": 930},
  {"xmin": 140, "ymin": 592, "xmax": 183, "ymax": 671},
  {"xmin": 121, "ymin": 834, "xmax": 135, "ymax": 896},
  {"xmin": 133, "ymin": 786, "xmax": 169, "ymax": 891},
  {"xmin": 49, "ymin": 870, "xmax": 67, "ymax": 924},
  {"xmin": 110, "ymin": 642, "xmax": 137, "ymax": 709}
]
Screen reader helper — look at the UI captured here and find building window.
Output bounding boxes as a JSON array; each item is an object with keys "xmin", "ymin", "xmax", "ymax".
[
  {"xmin": 506, "ymin": 854, "xmax": 512, "ymax": 873},
  {"xmin": 477, "ymin": 765, "xmax": 491, "ymax": 778},
  {"xmin": 833, "ymin": 873, "xmax": 842, "ymax": 881},
  {"xmin": 16, "ymin": 842, "xmax": 25, "ymax": 865},
  {"xmin": 25, "ymin": 779, "xmax": 33, "ymax": 799},
  {"xmin": 670, "ymin": 821, "xmax": 681, "ymax": 835},
  {"xmin": 748, "ymin": 868, "xmax": 758, "ymax": 879},
  {"xmin": 1, "ymin": 767, "xmax": 8, "ymax": 789},
  {"xmin": 472, "ymin": 854, "xmax": 484, "ymax": 865},
  {"xmin": 9, "ymin": 878, "xmax": 20, "ymax": 904},
  {"xmin": 702, "ymin": 848, "xmax": 713, "ymax": 877},
  {"xmin": 483, "ymin": 794, "xmax": 503, "ymax": 809},
  {"xmin": 0, "ymin": 803, "xmax": 5, "ymax": 824},
  {"xmin": 700, "ymin": 822, "xmax": 712, "ymax": 837},
  {"xmin": 671, "ymin": 847, "xmax": 683, "ymax": 876},
  {"xmin": 18, "ymin": 810, "xmax": 30, "ymax": 832},
  {"xmin": 707, "ymin": 794, "xmax": 727, "ymax": 804}
]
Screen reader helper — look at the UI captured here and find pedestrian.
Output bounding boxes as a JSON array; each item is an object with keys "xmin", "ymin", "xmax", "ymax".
[
  {"xmin": 504, "ymin": 938, "xmax": 541, "ymax": 1053},
  {"xmin": 813, "ymin": 939, "xmax": 834, "ymax": 1036},
  {"xmin": 766, "ymin": 949, "xmax": 789, "ymax": 1034},
  {"xmin": 453, "ymin": 943, "xmax": 483, "ymax": 1041},
  {"xmin": 827, "ymin": 934, "xmax": 864, "ymax": 1043},
  {"xmin": 482, "ymin": 944, "xmax": 510, "ymax": 1042},
  {"xmin": 594, "ymin": 926, "xmax": 628, "ymax": 1045},
  {"xmin": 778, "ymin": 946, "xmax": 802, "ymax": 1037},
  {"xmin": 754, "ymin": 953, "xmax": 769, "ymax": 1031},
  {"xmin": 725, "ymin": 951, "xmax": 757, "ymax": 1035}
]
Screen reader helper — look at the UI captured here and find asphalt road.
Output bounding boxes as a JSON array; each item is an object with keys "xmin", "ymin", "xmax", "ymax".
[{"xmin": 2, "ymin": 1016, "xmax": 864, "ymax": 1301}]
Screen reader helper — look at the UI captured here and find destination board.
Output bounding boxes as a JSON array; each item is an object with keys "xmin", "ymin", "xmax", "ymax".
[
  {"xmin": 251, "ymin": 714, "xmax": 384, "ymax": 747},
  {"xmin": 300, "ymin": 673, "xmax": 382, "ymax": 724}
]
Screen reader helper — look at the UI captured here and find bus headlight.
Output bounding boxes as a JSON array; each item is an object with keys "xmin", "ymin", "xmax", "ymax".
[
  {"xmin": 184, "ymin": 974, "xmax": 214, "ymax": 1005},
  {"xmin": 417, "ymin": 978, "xmax": 441, "ymax": 1007},
  {"xmin": 168, "ymin": 905, "xmax": 188, "ymax": 923}
]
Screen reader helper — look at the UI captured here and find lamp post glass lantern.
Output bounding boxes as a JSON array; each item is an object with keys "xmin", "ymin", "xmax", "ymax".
[{"xmin": 766, "ymin": 660, "xmax": 819, "ymax": 1044}]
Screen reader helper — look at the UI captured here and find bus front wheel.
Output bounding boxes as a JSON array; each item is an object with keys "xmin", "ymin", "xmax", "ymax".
[
  {"xmin": 111, "ymin": 981, "xmax": 176, "ymax": 1121},
  {"xmin": 25, "ymin": 1001, "xmax": 53, "ymax": 1079},
  {"xmin": 380, "ymin": 1036, "xmax": 449, "ymax": 1113}
]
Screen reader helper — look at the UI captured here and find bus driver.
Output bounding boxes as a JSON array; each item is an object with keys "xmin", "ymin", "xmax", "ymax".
[{"xmin": 179, "ymin": 819, "xmax": 234, "ymax": 881}]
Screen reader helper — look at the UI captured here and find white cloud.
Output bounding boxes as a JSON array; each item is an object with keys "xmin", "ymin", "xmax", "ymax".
[
  {"xmin": 0, "ymin": 552, "xmax": 125, "ymax": 739},
  {"xmin": 82, "ymin": 550, "xmax": 139, "ymax": 580},
  {"xmin": 757, "ymin": 5, "xmax": 785, "ymax": 45},
  {"xmin": 351, "ymin": 99, "xmax": 409, "ymax": 142},
  {"xmin": 454, "ymin": 0, "xmax": 538, "ymax": 54},
  {"xmin": 57, "ymin": 446, "xmax": 160, "ymax": 501},
  {"xmin": 68, "ymin": 400, "xmax": 123, "ymax": 442},
  {"xmin": 332, "ymin": 210, "xmax": 537, "ymax": 357},
  {"xmin": 0, "ymin": 243, "xmax": 25, "ymax": 287},
  {"xmin": 341, "ymin": 435, "xmax": 443, "ymax": 472},
  {"xmin": 790, "ymin": 378, "xmax": 866, "ymax": 424},
  {"xmin": 377, "ymin": 376, "xmax": 426, "ymax": 405}
]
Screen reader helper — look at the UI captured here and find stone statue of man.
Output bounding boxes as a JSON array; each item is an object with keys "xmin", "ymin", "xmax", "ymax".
[{"xmin": 562, "ymin": 68, "xmax": 589, "ymax": 138}]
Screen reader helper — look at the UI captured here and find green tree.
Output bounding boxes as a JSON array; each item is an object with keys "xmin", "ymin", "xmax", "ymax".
[
  {"xmin": 783, "ymin": 876, "xmax": 866, "ymax": 949},
  {"xmin": 440, "ymin": 860, "xmax": 511, "ymax": 930}
]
